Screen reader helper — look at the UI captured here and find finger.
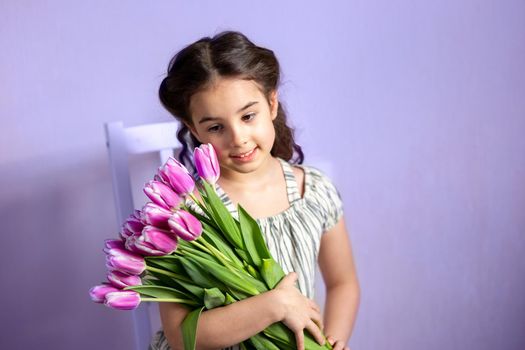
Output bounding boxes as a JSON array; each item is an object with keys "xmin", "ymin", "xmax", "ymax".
[
  {"xmin": 309, "ymin": 309, "xmax": 323, "ymax": 330},
  {"xmin": 334, "ymin": 343, "xmax": 343, "ymax": 350},
  {"xmin": 327, "ymin": 336, "xmax": 335, "ymax": 346},
  {"xmin": 285, "ymin": 272, "xmax": 298, "ymax": 285},
  {"xmin": 306, "ymin": 319, "xmax": 325, "ymax": 346},
  {"xmin": 308, "ymin": 299, "xmax": 321, "ymax": 313},
  {"xmin": 294, "ymin": 329, "xmax": 305, "ymax": 350}
]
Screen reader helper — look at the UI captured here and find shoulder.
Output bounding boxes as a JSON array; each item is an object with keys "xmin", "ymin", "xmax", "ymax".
[
  {"xmin": 291, "ymin": 165, "xmax": 306, "ymax": 197},
  {"xmin": 294, "ymin": 163, "xmax": 344, "ymax": 232},
  {"xmin": 294, "ymin": 164, "xmax": 339, "ymax": 196}
]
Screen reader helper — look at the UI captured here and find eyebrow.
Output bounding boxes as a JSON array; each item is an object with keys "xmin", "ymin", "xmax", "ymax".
[{"xmin": 198, "ymin": 101, "xmax": 259, "ymax": 124}]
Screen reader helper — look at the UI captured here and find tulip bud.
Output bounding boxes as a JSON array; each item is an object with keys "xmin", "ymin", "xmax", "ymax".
[
  {"xmin": 141, "ymin": 202, "xmax": 172, "ymax": 228},
  {"xmin": 144, "ymin": 180, "xmax": 182, "ymax": 210},
  {"xmin": 105, "ymin": 248, "xmax": 146, "ymax": 275},
  {"xmin": 104, "ymin": 290, "xmax": 141, "ymax": 310},
  {"xmin": 119, "ymin": 226, "xmax": 134, "ymax": 240},
  {"xmin": 168, "ymin": 210, "xmax": 202, "ymax": 241},
  {"xmin": 158, "ymin": 157, "xmax": 195, "ymax": 196},
  {"xmin": 107, "ymin": 270, "xmax": 142, "ymax": 289},
  {"xmin": 123, "ymin": 234, "xmax": 146, "ymax": 255},
  {"xmin": 153, "ymin": 174, "xmax": 164, "ymax": 183},
  {"xmin": 89, "ymin": 284, "xmax": 119, "ymax": 303},
  {"xmin": 140, "ymin": 226, "xmax": 178, "ymax": 254},
  {"xmin": 103, "ymin": 239, "xmax": 125, "ymax": 253},
  {"xmin": 194, "ymin": 143, "xmax": 220, "ymax": 184},
  {"xmin": 125, "ymin": 214, "xmax": 145, "ymax": 234}
]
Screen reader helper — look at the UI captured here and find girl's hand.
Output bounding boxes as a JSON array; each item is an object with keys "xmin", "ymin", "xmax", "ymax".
[
  {"xmin": 272, "ymin": 272, "xmax": 325, "ymax": 350},
  {"xmin": 326, "ymin": 336, "xmax": 350, "ymax": 350}
]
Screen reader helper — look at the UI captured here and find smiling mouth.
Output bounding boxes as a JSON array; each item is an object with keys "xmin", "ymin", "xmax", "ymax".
[{"xmin": 231, "ymin": 148, "xmax": 256, "ymax": 158}]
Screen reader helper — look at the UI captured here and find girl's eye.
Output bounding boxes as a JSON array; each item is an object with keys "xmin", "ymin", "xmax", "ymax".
[
  {"xmin": 242, "ymin": 113, "xmax": 256, "ymax": 121},
  {"xmin": 207, "ymin": 124, "xmax": 223, "ymax": 133}
]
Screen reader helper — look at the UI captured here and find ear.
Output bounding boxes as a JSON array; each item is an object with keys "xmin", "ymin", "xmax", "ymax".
[{"xmin": 269, "ymin": 90, "xmax": 279, "ymax": 121}]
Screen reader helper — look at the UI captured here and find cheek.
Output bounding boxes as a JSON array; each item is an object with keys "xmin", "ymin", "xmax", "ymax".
[
  {"xmin": 264, "ymin": 122, "xmax": 277, "ymax": 146},
  {"xmin": 205, "ymin": 141, "xmax": 228, "ymax": 158}
]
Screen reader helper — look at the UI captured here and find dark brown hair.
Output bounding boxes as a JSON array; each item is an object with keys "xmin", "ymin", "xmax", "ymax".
[{"xmin": 158, "ymin": 31, "xmax": 304, "ymax": 171}]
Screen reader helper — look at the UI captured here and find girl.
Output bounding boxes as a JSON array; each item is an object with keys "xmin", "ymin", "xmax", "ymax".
[{"xmin": 150, "ymin": 31, "xmax": 360, "ymax": 350}]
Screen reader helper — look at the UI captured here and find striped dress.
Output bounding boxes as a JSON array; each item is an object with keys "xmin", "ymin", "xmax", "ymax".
[{"xmin": 149, "ymin": 158, "xmax": 344, "ymax": 350}]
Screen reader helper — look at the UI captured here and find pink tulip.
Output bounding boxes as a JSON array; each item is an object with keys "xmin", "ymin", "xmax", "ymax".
[
  {"xmin": 141, "ymin": 202, "xmax": 172, "ymax": 228},
  {"xmin": 89, "ymin": 284, "xmax": 119, "ymax": 303},
  {"xmin": 103, "ymin": 239, "xmax": 125, "ymax": 253},
  {"xmin": 132, "ymin": 237, "xmax": 165, "ymax": 256},
  {"xmin": 107, "ymin": 270, "xmax": 142, "ymax": 289},
  {"xmin": 125, "ymin": 213, "xmax": 145, "ymax": 234},
  {"xmin": 105, "ymin": 248, "xmax": 146, "ymax": 275},
  {"xmin": 144, "ymin": 180, "xmax": 182, "ymax": 210},
  {"xmin": 119, "ymin": 226, "xmax": 134, "ymax": 240},
  {"xmin": 194, "ymin": 143, "xmax": 220, "ymax": 184},
  {"xmin": 168, "ymin": 210, "xmax": 202, "ymax": 241},
  {"xmin": 158, "ymin": 157, "xmax": 195, "ymax": 196},
  {"xmin": 141, "ymin": 226, "xmax": 178, "ymax": 253},
  {"xmin": 104, "ymin": 290, "xmax": 141, "ymax": 310},
  {"xmin": 124, "ymin": 234, "xmax": 146, "ymax": 255}
]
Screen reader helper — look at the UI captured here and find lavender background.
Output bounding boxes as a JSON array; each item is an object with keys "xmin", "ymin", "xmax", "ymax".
[{"xmin": 1, "ymin": 1, "xmax": 524, "ymax": 349}]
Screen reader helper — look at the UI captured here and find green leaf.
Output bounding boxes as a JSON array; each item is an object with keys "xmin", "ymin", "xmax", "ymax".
[
  {"xmin": 186, "ymin": 255, "xmax": 260, "ymax": 296},
  {"xmin": 201, "ymin": 181, "xmax": 243, "ymax": 249},
  {"xmin": 224, "ymin": 293, "xmax": 237, "ymax": 305},
  {"xmin": 260, "ymin": 258, "xmax": 286, "ymax": 289},
  {"xmin": 235, "ymin": 248, "xmax": 250, "ymax": 263},
  {"xmin": 202, "ymin": 223, "xmax": 244, "ymax": 268},
  {"xmin": 179, "ymin": 257, "xmax": 217, "ymax": 289},
  {"xmin": 146, "ymin": 269, "xmax": 205, "ymax": 300},
  {"xmin": 181, "ymin": 306, "xmax": 205, "ymax": 350},
  {"xmin": 238, "ymin": 205, "xmax": 272, "ymax": 267},
  {"xmin": 178, "ymin": 241, "xmax": 221, "ymax": 263},
  {"xmin": 125, "ymin": 285, "xmax": 199, "ymax": 306},
  {"xmin": 203, "ymin": 287, "xmax": 226, "ymax": 309},
  {"xmin": 245, "ymin": 263, "xmax": 261, "ymax": 280},
  {"xmin": 146, "ymin": 257, "xmax": 188, "ymax": 276},
  {"xmin": 249, "ymin": 333, "xmax": 282, "ymax": 350},
  {"xmin": 124, "ymin": 285, "xmax": 184, "ymax": 299}
]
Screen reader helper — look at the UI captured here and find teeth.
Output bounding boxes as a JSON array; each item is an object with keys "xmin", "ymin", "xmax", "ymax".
[{"xmin": 236, "ymin": 149, "xmax": 254, "ymax": 158}]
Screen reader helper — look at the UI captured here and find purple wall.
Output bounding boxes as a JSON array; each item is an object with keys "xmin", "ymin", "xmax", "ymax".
[{"xmin": 1, "ymin": 1, "xmax": 524, "ymax": 349}]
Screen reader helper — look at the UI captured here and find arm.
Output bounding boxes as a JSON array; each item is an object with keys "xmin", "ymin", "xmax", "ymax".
[
  {"xmin": 318, "ymin": 216, "xmax": 360, "ymax": 349},
  {"xmin": 160, "ymin": 290, "xmax": 280, "ymax": 350},
  {"xmin": 160, "ymin": 274, "xmax": 326, "ymax": 350}
]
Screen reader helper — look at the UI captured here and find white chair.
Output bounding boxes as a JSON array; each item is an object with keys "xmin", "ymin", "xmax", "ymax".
[{"xmin": 104, "ymin": 120, "xmax": 181, "ymax": 350}]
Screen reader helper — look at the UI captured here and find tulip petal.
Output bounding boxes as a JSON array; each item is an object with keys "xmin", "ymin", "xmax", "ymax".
[
  {"xmin": 107, "ymin": 270, "xmax": 142, "ymax": 289},
  {"xmin": 89, "ymin": 284, "xmax": 119, "ymax": 303},
  {"xmin": 104, "ymin": 291, "xmax": 141, "ymax": 310},
  {"xmin": 144, "ymin": 180, "xmax": 182, "ymax": 210},
  {"xmin": 140, "ymin": 226, "xmax": 178, "ymax": 254},
  {"xmin": 158, "ymin": 157, "xmax": 195, "ymax": 196},
  {"xmin": 194, "ymin": 144, "xmax": 220, "ymax": 184},
  {"xmin": 105, "ymin": 248, "xmax": 146, "ymax": 275},
  {"xmin": 103, "ymin": 239, "xmax": 125, "ymax": 253},
  {"xmin": 141, "ymin": 202, "xmax": 172, "ymax": 228},
  {"xmin": 168, "ymin": 210, "xmax": 202, "ymax": 241}
]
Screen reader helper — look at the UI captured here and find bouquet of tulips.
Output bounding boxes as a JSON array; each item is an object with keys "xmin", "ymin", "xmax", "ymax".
[{"xmin": 90, "ymin": 144, "xmax": 332, "ymax": 350}]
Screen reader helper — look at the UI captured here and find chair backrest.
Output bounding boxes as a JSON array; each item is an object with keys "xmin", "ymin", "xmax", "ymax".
[{"xmin": 104, "ymin": 120, "xmax": 180, "ymax": 350}]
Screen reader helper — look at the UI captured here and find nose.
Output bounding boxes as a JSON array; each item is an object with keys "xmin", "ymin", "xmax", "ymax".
[{"xmin": 229, "ymin": 124, "xmax": 248, "ymax": 147}]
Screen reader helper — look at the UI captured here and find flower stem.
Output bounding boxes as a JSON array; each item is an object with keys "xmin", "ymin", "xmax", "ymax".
[
  {"xmin": 145, "ymin": 265, "xmax": 193, "ymax": 284},
  {"xmin": 140, "ymin": 297, "xmax": 200, "ymax": 306}
]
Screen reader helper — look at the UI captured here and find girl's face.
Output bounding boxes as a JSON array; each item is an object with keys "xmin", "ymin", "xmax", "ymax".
[{"xmin": 188, "ymin": 77, "xmax": 278, "ymax": 177}]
